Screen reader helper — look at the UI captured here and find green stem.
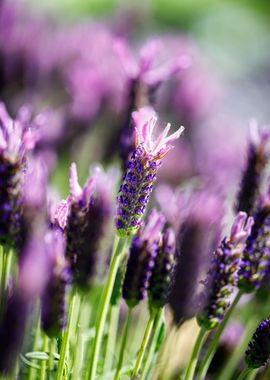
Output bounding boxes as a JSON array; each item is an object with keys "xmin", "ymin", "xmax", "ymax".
[
  {"xmin": 114, "ymin": 308, "xmax": 132, "ymax": 380},
  {"xmin": 28, "ymin": 318, "xmax": 41, "ymax": 380},
  {"xmin": 236, "ymin": 367, "xmax": 252, "ymax": 380},
  {"xmin": 217, "ymin": 316, "xmax": 258, "ymax": 380},
  {"xmin": 39, "ymin": 334, "xmax": 48, "ymax": 380},
  {"xmin": 132, "ymin": 312, "xmax": 155, "ymax": 378},
  {"xmin": 246, "ymin": 369, "xmax": 258, "ymax": 380},
  {"xmin": 48, "ymin": 339, "xmax": 54, "ymax": 373},
  {"xmin": 56, "ymin": 292, "xmax": 77, "ymax": 380},
  {"xmin": 140, "ymin": 308, "xmax": 164, "ymax": 380},
  {"xmin": 72, "ymin": 295, "xmax": 88, "ymax": 380},
  {"xmin": 197, "ymin": 290, "xmax": 243, "ymax": 380},
  {"xmin": 0, "ymin": 246, "xmax": 9, "ymax": 314},
  {"xmin": 104, "ymin": 304, "xmax": 120, "ymax": 372},
  {"xmin": 184, "ymin": 328, "xmax": 207, "ymax": 380},
  {"xmin": 86, "ymin": 236, "xmax": 127, "ymax": 380}
]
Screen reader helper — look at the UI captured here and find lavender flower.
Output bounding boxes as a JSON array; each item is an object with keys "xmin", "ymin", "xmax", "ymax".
[
  {"xmin": 115, "ymin": 107, "xmax": 184, "ymax": 237},
  {"xmin": 238, "ymin": 183, "xmax": 270, "ymax": 293},
  {"xmin": 245, "ymin": 317, "xmax": 270, "ymax": 369},
  {"xmin": 0, "ymin": 103, "xmax": 38, "ymax": 246},
  {"xmin": 114, "ymin": 39, "xmax": 189, "ymax": 167},
  {"xmin": 169, "ymin": 190, "xmax": 223, "ymax": 324},
  {"xmin": 0, "ymin": 292, "xmax": 29, "ymax": 375},
  {"xmin": 235, "ymin": 121, "xmax": 270, "ymax": 215},
  {"xmin": 148, "ymin": 228, "xmax": 176, "ymax": 310},
  {"xmin": 122, "ymin": 210, "xmax": 165, "ymax": 308},
  {"xmin": 41, "ymin": 229, "xmax": 70, "ymax": 337},
  {"xmin": 64, "ymin": 163, "xmax": 113, "ymax": 290},
  {"xmin": 197, "ymin": 212, "xmax": 253, "ymax": 330}
]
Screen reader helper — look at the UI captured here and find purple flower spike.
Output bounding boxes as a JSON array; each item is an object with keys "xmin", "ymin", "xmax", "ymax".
[
  {"xmin": 245, "ymin": 317, "xmax": 270, "ymax": 369},
  {"xmin": 114, "ymin": 38, "xmax": 189, "ymax": 168},
  {"xmin": 0, "ymin": 292, "xmax": 29, "ymax": 375},
  {"xmin": 148, "ymin": 228, "xmax": 177, "ymax": 310},
  {"xmin": 235, "ymin": 120, "xmax": 270, "ymax": 215},
  {"xmin": 169, "ymin": 189, "xmax": 224, "ymax": 325},
  {"xmin": 115, "ymin": 107, "xmax": 184, "ymax": 237},
  {"xmin": 65, "ymin": 163, "xmax": 114, "ymax": 290},
  {"xmin": 41, "ymin": 229, "xmax": 70, "ymax": 337},
  {"xmin": 238, "ymin": 181, "xmax": 270, "ymax": 293},
  {"xmin": 122, "ymin": 210, "xmax": 165, "ymax": 308},
  {"xmin": 197, "ymin": 212, "xmax": 252, "ymax": 330}
]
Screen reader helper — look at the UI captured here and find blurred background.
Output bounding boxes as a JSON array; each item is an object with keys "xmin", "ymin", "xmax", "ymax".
[{"xmin": 1, "ymin": 0, "xmax": 270, "ymax": 206}]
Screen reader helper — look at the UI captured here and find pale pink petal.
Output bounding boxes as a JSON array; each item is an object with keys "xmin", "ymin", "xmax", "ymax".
[{"xmin": 69, "ymin": 162, "xmax": 82, "ymax": 198}]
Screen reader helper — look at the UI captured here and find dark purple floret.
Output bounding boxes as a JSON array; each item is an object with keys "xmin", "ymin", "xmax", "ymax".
[
  {"xmin": 238, "ymin": 186, "xmax": 270, "ymax": 293},
  {"xmin": 0, "ymin": 292, "xmax": 29, "ymax": 375},
  {"xmin": 245, "ymin": 317, "xmax": 270, "ymax": 369},
  {"xmin": 148, "ymin": 228, "xmax": 177, "ymax": 310},
  {"xmin": 197, "ymin": 212, "xmax": 253, "ymax": 330},
  {"xmin": 122, "ymin": 210, "xmax": 165, "ymax": 308},
  {"xmin": 41, "ymin": 230, "xmax": 70, "ymax": 337},
  {"xmin": 235, "ymin": 122, "xmax": 269, "ymax": 215}
]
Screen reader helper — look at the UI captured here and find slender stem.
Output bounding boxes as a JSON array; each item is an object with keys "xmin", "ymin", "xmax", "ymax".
[
  {"xmin": 217, "ymin": 316, "xmax": 258, "ymax": 380},
  {"xmin": 184, "ymin": 328, "xmax": 207, "ymax": 380},
  {"xmin": 197, "ymin": 290, "xmax": 243, "ymax": 380},
  {"xmin": 132, "ymin": 312, "xmax": 155, "ymax": 378},
  {"xmin": 140, "ymin": 308, "xmax": 164, "ymax": 380},
  {"xmin": 236, "ymin": 367, "xmax": 252, "ymax": 380},
  {"xmin": 114, "ymin": 307, "xmax": 132, "ymax": 380},
  {"xmin": 246, "ymin": 369, "xmax": 258, "ymax": 380},
  {"xmin": 48, "ymin": 339, "xmax": 54, "ymax": 372},
  {"xmin": 86, "ymin": 236, "xmax": 127, "ymax": 380},
  {"xmin": 28, "ymin": 314, "xmax": 41, "ymax": 380},
  {"xmin": 56, "ymin": 292, "xmax": 77, "ymax": 380},
  {"xmin": 72, "ymin": 295, "xmax": 88, "ymax": 380},
  {"xmin": 0, "ymin": 246, "xmax": 8, "ymax": 314},
  {"xmin": 104, "ymin": 304, "xmax": 120, "ymax": 372},
  {"xmin": 39, "ymin": 334, "xmax": 48, "ymax": 380}
]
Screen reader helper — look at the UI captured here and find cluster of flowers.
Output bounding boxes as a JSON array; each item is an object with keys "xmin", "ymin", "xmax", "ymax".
[{"xmin": 1, "ymin": 2, "xmax": 270, "ymax": 380}]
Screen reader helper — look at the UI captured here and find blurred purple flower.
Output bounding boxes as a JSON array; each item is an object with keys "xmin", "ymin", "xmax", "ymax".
[
  {"xmin": 148, "ymin": 227, "xmax": 177, "ymax": 310},
  {"xmin": 235, "ymin": 120, "xmax": 270, "ymax": 215},
  {"xmin": 41, "ymin": 229, "xmax": 70, "ymax": 337},
  {"xmin": 62, "ymin": 163, "xmax": 115, "ymax": 290},
  {"xmin": 238, "ymin": 180, "xmax": 270, "ymax": 293},
  {"xmin": 169, "ymin": 188, "xmax": 224, "ymax": 325},
  {"xmin": 122, "ymin": 209, "xmax": 165, "ymax": 307}
]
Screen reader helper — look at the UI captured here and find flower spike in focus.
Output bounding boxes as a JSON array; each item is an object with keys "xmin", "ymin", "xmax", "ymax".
[
  {"xmin": 115, "ymin": 107, "xmax": 184, "ymax": 237},
  {"xmin": 197, "ymin": 212, "xmax": 253, "ymax": 330}
]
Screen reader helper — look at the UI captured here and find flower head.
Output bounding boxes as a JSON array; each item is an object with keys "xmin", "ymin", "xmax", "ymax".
[
  {"xmin": 235, "ymin": 120, "xmax": 270, "ymax": 215},
  {"xmin": 41, "ymin": 229, "xmax": 70, "ymax": 337},
  {"xmin": 115, "ymin": 108, "xmax": 184, "ymax": 237},
  {"xmin": 63, "ymin": 163, "xmax": 114, "ymax": 290},
  {"xmin": 197, "ymin": 212, "xmax": 253, "ymax": 330},
  {"xmin": 0, "ymin": 103, "xmax": 43, "ymax": 246},
  {"xmin": 122, "ymin": 210, "xmax": 165, "ymax": 308},
  {"xmin": 245, "ymin": 317, "xmax": 270, "ymax": 369},
  {"xmin": 238, "ymin": 180, "xmax": 270, "ymax": 293},
  {"xmin": 148, "ymin": 228, "xmax": 177, "ymax": 310},
  {"xmin": 169, "ymin": 189, "xmax": 224, "ymax": 324}
]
